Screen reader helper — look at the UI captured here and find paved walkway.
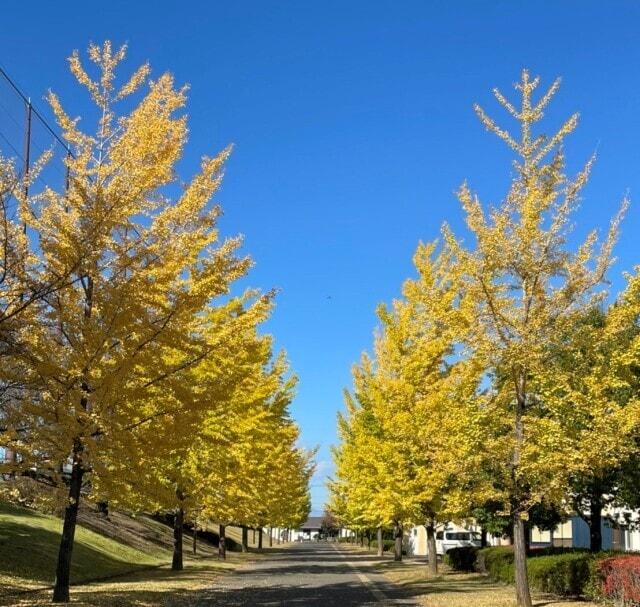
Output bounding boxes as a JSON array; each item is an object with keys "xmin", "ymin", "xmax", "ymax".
[{"xmin": 196, "ymin": 542, "xmax": 422, "ymax": 606}]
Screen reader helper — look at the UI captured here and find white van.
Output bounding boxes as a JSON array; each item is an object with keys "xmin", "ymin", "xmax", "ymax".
[{"xmin": 436, "ymin": 528, "xmax": 482, "ymax": 555}]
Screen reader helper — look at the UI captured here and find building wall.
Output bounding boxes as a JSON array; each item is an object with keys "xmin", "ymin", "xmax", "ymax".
[
  {"xmin": 532, "ymin": 513, "xmax": 640, "ymax": 552},
  {"xmin": 407, "ymin": 525, "xmax": 428, "ymax": 556}
]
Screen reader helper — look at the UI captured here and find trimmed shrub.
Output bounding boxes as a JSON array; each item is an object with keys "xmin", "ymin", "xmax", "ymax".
[
  {"xmin": 527, "ymin": 552, "xmax": 593, "ymax": 596},
  {"xmin": 592, "ymin": 555, "xmax": 640, "ymax": 605},
  {"xmin": 445, "ymin": 546, "xmax": 478, "ymax": 571},
  {"xmin": 477, "ymin": 546, "xmax": 593, "ymax": 597},
  {"xmin": 477, "ymin": 546, "xmax": 514, "ymax": 580}
]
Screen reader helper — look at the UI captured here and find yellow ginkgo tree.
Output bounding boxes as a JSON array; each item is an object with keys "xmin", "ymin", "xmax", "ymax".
[
  {"xmin": 0, "ymin": 42, "xmax": 252, "ymax": 603},
  {"xmin": 539, "ymin": 285, "xmax": 640, "ymax": 552},
  {"xmin": 331, "ymin": 241, "xmax": 485, "ymax": 569},
  {"xmin": 95, "ymin": 292, "xmax": 275, "ymax": 569},
  {"xmin": 444, "ymin": 70, "xmax": 627, "ymax": 607}
]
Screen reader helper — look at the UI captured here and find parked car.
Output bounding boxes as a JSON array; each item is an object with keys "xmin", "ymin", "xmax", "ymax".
[{"xmin": 436, "ymin": 529, "xmax": 482, "ymax": 555}]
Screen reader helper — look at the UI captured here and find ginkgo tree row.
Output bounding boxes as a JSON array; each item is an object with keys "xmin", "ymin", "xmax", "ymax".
[
  {"xmin": 0, "ymin": 42, "xmax": 312, "ymax": 603},
  {"xmin": 329, "ymin": 71, "xmax": 640, "ymax": 607}
]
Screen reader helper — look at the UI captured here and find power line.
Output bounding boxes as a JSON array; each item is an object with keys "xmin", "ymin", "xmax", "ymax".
[
  {"xmin": 0, "ymin": 127, "xmax": 25, "ymax": 162},
  {"xmin": 0, "ymin": 66, "xmax": 72, "ymax": 157}
]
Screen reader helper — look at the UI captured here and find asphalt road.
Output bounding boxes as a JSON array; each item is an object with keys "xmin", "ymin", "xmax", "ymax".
[{"xmin": 197, "ymin": 542, "xmax": 422, "ymax": 606}]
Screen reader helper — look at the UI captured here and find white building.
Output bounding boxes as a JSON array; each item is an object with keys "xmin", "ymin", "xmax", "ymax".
[
  {"xmin": 531, "ymin": 508, "xmax": 640, "ymax": 551},
  {"xmin": 407, "ymin": 507, "xmax": 640, "ymax": 557}
]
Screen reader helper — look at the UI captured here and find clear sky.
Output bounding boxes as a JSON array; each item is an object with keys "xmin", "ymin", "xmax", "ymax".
[{"xmin": 2, "ymin": 1, "xmax": 640, "ymax": 513}]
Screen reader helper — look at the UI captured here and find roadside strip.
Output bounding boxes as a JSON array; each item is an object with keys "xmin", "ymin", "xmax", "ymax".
[{"xmin": 331, "ymin": 543, "xmax": 389, "ymax": 603}]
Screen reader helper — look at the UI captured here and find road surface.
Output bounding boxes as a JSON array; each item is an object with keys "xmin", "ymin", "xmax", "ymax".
[{"xmin": 198, "ymin": 542, "xmax": 422, "ymax": 606}]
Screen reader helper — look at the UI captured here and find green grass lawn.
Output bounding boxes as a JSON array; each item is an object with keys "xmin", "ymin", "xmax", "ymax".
[{"xmin": 0, "ymin": 501, "xmax": 166, "ymax": 594}]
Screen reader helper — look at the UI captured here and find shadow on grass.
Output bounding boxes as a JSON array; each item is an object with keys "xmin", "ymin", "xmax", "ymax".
[
  {"xmin": 0, "ymin": 520, "xmax": 154, "ymax": 588},
  {"xmin": 0, "ymin": 559, "xmax": 239, "ymax": 607},
  {"xmin": 374, "ymin": 560, "xmax": 587, "ymax": 606}
]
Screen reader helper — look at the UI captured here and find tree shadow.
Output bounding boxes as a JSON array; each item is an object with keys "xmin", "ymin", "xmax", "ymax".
[{"xmin": 0, "ymin": 520, "xmax": 153, "ymax": 591}]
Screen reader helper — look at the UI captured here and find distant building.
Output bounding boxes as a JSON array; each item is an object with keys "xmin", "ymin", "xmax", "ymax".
[
  {"xmin": 531, "ymin": 509, "xmax": 640, "ymax": 552},
  {"xmin": 290, "ymin": 516, "xmax": 324, "ymax": 541},
  {"xmin": 407, "ymin": 522, "xmax": 482, "ymax": 557},
  {"xmin": 407, "ymin": 506, "xmax": 640, "ymax": 557}
]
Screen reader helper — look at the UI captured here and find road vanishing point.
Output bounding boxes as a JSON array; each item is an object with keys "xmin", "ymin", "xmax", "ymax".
[{"xmin": 197, "ymin": 542, "xmax": 422, "ymax": 606}]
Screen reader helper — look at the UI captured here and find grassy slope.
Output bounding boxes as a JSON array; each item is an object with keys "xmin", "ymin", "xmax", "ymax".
[
  {"xmin": 0, "ymin": 500, "xmax": 271, "ymax": 607},
  {"xmin": 0, "ymin": 501, "xmax": 167, "ymax": 593},
  {"xmin": 224, "ymin": 525, "xmax": 270, "ymax": 549},
  {"xmin": 0, "ymin": 497, "xmax": 270, "ymax": 596}
]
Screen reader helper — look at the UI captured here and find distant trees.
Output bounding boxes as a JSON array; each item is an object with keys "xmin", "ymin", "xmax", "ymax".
[
  {"xmin": 330, "ymin": 242, "xmax": 485, "ymax": 570},
  {"xmin": 330, "ymin": 71, "xmax": 640, "ymax": 607},
  {"xmin": 0, "ymin": 42, "xmax": 311, "ymax": 603}
]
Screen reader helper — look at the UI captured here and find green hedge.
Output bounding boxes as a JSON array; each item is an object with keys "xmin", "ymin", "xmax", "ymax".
[
  {"xmin": 445, "ymin": 547, "xmax": 478, "ymax": 571},
  {"xmin": 477, "ymin": 547, "xmax": 594, "ymax": 597},
  {"xmin": 528, "ymin": 553, "xmax": 593, "ymax": 596},
  {"xmin": 477, "ymin": 547, "xmax": 514, "ymax": 580}
]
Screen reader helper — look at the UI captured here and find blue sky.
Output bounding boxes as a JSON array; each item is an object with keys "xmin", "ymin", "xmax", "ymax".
[{"xmin": 2, "ymin": 1, "xmax": 640, "ymax": 513}]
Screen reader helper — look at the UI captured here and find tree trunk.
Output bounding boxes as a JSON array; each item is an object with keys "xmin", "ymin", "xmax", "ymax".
[
  {"xmin": 393, "ymin": 522, "xmax": 403, "ymax": 562},
  {"xmin": 377, "ymin": 526, "xmax": 383, "ymax": 556},
  {"xmin": 360, "ymin": 531, "xmax": 364, "ymax": 547},
  {"xmin": 480, "ymin": 527, "xmax": 488, "ymax": 548},
  {"xmin": 219, "ymin": 524, "xmax": 226, "ymax": 560},
  {"xmin": 277, "ymin": 528, "xmax": 281, "ymax": 545},
  {"xmin": 241, "ymin": 525, "xmax": 248, "ymax": 552},
  {"xmin": 258, "ymin": 527, "xmax": 263, "ymax": 550},
  {"xmin": 252, "ymin": 528, "xmax": 256, "ymax": 544},
  {"xmin": 512, "ymin": 371, "xmax": 532, "ymax": 607},
  {"xmin": 52, "ymin": 444, "xmax": 84, "ymax": 603},
  {"xmin": 192, "ymin": 524, "xmax": 197, "ymax": 555},
  {"xmin": 367, "ymin": 530, "xmax": 371, "ymax": 550},
  {"xmin": 53, "ymin": 275, "xmax": 94, "ymax": 603},
  {"xmin": 96, "ymin": 501, "xmax": 109, "ymax": 519},
  {"xmin": 269, "ymin": 526, "xmax": 273, "ymax": 547},
  {"xmin": 589, "ymin": 490, "xmax": 603, "ymax": 553},
  {"xmin": 514, "ymin": 516, "xmax": 532, "ymax": 607},
  {"xmin": 426, "ymin": 522, "xmax": 438, "ymax": 575},
  {"xmin": 172, "ymin": 507, "xmax": 184, "ymax": 571}
]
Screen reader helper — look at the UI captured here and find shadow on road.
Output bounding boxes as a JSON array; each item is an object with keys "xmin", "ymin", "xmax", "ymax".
[{"xmin": 196, "ymin": 543, "xmax": 424, "ymax": 606}]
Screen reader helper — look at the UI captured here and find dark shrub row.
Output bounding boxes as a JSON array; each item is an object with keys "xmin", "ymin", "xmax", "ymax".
[
  {"xmin": 445, "ymin": 546, "xmax": 478, "ymax": 571},
  {"xmin": 464, "ymin": 546, "xmax": 640, "ymax": 603},
  {"xmin": 477, "ymin": 547, "xmax": 591, "ymax": 596}
]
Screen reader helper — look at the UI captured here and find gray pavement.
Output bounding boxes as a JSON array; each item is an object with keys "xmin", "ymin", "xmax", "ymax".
[{"xmin": 196, "ymin": 542, "xmax": 423, "ymax": 606}]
